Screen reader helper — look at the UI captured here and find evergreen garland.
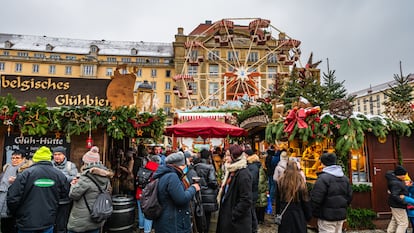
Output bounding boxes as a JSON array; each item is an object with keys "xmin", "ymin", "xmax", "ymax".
[{"xmin": 0, "ymin": 94, "xmax": 166, "ymax": 141}]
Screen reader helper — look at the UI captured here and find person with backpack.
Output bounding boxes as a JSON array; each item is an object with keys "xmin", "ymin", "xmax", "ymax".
[
  {"xmin": 152, "ymin": 151, "xmax": 200, "ymax": 233},
  {"xmin": 136, "ymin": 155, "xmax": 160, "ymax": 233},
  {"xmin": 7, "ymin": 146, "xmax": 69, "ymax": 233},
  {"xmin": 67, "ymin": 146, "xmax": 114, "ymax": 233},
  {"xmin": 52, "ymin": 146, "xmax": 78, "ymax": 233}
]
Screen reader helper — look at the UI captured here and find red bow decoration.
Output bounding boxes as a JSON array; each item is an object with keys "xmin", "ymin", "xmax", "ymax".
[{"xmin": 284, "ymin": 108, "xmax": 308, "ymax": 134}]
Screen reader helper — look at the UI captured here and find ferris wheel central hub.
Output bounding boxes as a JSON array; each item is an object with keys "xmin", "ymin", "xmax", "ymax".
[{"xmin": 235, "ymin": 66, "xmax": 250, "ymax": 81}]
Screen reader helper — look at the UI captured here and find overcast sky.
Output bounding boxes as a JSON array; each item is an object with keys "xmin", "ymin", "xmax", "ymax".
[{"xmin": 2, "ymin": 0, "xmax": 413, "ymax": 93}]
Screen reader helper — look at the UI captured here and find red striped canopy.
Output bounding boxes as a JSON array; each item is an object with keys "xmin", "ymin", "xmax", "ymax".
[{"xmin": 164, "ymin": 118, "xmax": 247, "ymax": 138}]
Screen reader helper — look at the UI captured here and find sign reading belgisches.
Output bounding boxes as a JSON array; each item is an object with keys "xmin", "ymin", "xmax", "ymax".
[
  {"xmin": 0, "ymin": 75, "xmax": 111, "ymax": 107},
  {"xmin": 3, "ymin": 134, "xmax": 71, "ymax": 165}
]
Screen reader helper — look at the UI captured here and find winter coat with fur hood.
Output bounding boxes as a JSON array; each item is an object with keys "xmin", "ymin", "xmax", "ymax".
[{"xmin": 67, "ymin": 162, "xmax": 113, "ymax": 232}]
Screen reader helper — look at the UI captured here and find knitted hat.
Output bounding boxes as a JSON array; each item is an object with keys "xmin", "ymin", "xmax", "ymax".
[
  {"xmin": 320, "ymin": 153, "xmax": 337, "ymax": 166},
  {"xmin": 229, "ymin": 144, "xmax": 244, "ymax": 160},
  {"xmin": 52, "ymin": 146, "xmax": 66, "ymax": 155},
  {"xmin": 280, "ymin": 151, "xmax": 288, "ymax": 160},
  {"xmin": 32, "ymin": 146, "xmax": 52, "ymax": 163},
  {"xmin": 82, "ymin": 146, "xmax": 100, "ymax": 164},
  {"xmin": 165, "ymin": 152, "xmax": 186, "ymax": 166},
  {"xmin": 394, "ymin": 165, "xmax": 407, "ymax": 176},
  {"xmin": 245, "ymin": 149, "xmax": 254, "ymax": 156}
]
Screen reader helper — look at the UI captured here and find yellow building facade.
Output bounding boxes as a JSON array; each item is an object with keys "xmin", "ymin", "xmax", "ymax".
[{"xmin": 0, "ymin": 18, "xmax": 302, "ymax": 125}]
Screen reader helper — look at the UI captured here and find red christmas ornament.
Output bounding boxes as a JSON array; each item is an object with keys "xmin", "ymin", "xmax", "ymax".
[{"xmin": 86, "ymin": 136, "xmax": 93, "ymax": 149}]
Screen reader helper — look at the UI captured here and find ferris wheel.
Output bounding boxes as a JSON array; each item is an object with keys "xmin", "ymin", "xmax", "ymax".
[{"xmin": 173, "ymin": 18, "xmax": 302, "ymax": 108}]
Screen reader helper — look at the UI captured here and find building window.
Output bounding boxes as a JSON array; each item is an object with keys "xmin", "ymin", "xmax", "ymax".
[
  {"xmin": 136, "ymin": 69, "xmax": 142, "ymax": 77},
  {"xmin": 247, "ymin": 52, "xmax": 258, "ymax": 62},
  {"xmin": 268, "ymin": 67, "xmax": 277, "ymax": 78},
  {"xmin": 164, "ymin": 107, "xmax": 171, "ymax": 115},
  {"xmin": 165, "ymin": 94, "xmax": 171, "ymax": 104},
  {"xmin": 65, "ymin": 66, "xmax": 72, "ymax": 75},
  {"xmin": 136, "ymin": 58, "xmax": 146, "ymax": 64},
  {"xmin": 66, "ymin": 56, "xmax": 76, "ymax": 60},
  {"xmin": 151, "ymin": 69, "xmax": 157, "ymax": 77},
  {"xmin": 209, "ymin": 65, "xmax": 219, "ymax": 76},
  {"xmin": 34, "ymin": 53, "xmax": 45, "ymax": 58},
  {"xmin": 267, "ymin": 53, "xmax": 277, "ymax": 63},
  {"xmin": 15, "ymin": 63, "xmax": 23, "ymax": 72},
  {"xmin": 32, "ymin": 64, "xmax": 40, "ymax": 73},
  {"xmin": 210, "ymin": 100, "xmax": 219, "ymax": 107},
  {"xmin": 150, "ymin": 58, "xmax": 160, "ymax": 64},
  {"xmin": 90, "ymin": 45, "xmax": 98, "ymax": 53},
  {"xmin": 49, "ymin": 65, "xmax": 56, "ymax": 74},
  {"xmin": 165, "ymin": 82, "xmax": 171, "ymax": 90},
  {"xmin": 83, "ymin": 65, "xmax": 94, "ymax": 76},
  {"xmin": 208, "ymin": 50, "xmax": 220, "ymax": 61},
  {"xmin": 50, "ymin": 54, "xmax": 61, "ymax": 60},
  {"xmin": 131, "ymin": 48, "xmax": 138, "ymax": 55},
  {"xmin": 188, "ymin": 82, "xmax": 197, "ymax": 95},
  {"xmin": 3, "ymin": 51, "xmax": 9, "ymax": 56},
  {"xmin": 351, "ymin": 147, "xmax": 369, "ymax": 183},
  {"xmin": 209, "ymin": 82, "xmax": 219, "ymax": 95},
  {"xmin": 121, "ymin": 57, "xmax": 131, "ymax": 63},
  {"xmin": 0, "ymin": 62, "xmax": 4, "ymax": 71},
  {"xmin": 166, "ymin": 70, "xmax": 171, "ymax": 77},
  {"xmin": 106, "ymin": 68, "xmax": 113, "ymax": 76},
  {"xmin": 17, "ymin": 52, "xmax": 29, "ymax": 57},
  {"xmin": 107, "ymin": 57, "xmax": 117, "ymax": 62},
  {"xmin": 151, "ymin": 81, "xmax": 157, "ymax": 89},
  {"xmin": 188, "ymin": 66, "xmax": 197, "ymax": 75},
  {"xmin": 227, "ymin": 51, "xmax": 238, "ymax": 61}
]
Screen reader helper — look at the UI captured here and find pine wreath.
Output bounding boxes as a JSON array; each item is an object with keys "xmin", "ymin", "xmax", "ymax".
[{"xmin": 329, "ymin": 99, "xmax": 353, "ymax": 118}]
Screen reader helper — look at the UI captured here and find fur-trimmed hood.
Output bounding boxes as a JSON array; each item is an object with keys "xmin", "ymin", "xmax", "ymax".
[{"xmin": 247, "ymin": 154, "xmax": 260, "ymax": 164}]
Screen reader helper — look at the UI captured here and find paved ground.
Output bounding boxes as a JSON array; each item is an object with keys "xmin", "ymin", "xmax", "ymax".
[{"xmin": 257, "ymin": 213, "xmax": 395, "ymax": 233}]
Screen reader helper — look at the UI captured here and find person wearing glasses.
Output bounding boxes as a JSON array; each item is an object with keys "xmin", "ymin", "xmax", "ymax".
[{"xmin": 0, "ymin": 150, "xmax": 26, "ymax": 233}]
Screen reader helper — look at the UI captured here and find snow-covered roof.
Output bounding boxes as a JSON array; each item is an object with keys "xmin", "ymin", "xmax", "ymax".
[
  {"xmin": 0, "ymin": 33, "xmax": 173, "ymax": 57},
  {"xmin": 350, "ymin": 74, "xmax": 414, "ymax": 98}
]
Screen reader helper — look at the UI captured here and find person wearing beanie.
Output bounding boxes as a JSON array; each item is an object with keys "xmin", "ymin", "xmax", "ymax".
[
  {"xmin": 51, "ymin": 146, "xmax": 78, "ymax": 233},
  {"xmin": 217, "ymin": 144, "xmax": 253, "ymax": 233},
  {"xmin": 310, "ymin": 153, "xmax": 352, "ymax": 233},
  {"xmin": 7, "ymin": 146, "xmax": 68, "ymax": 233},
  {"xmin": 385, "ymin": 165, "xmax": 410, "ymax": 232},
  {"xmin": 67, "ymin": 146, "xmax": 113, "ymax": 233},
  {"xmin": 152, "ymin": 150, "xmax": 200, "ymax": 233}
]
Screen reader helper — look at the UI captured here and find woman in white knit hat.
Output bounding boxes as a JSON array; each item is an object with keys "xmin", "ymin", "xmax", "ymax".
[{"xmin": 67, "ymin": 146, "xmax": 114, "ymax": 233}]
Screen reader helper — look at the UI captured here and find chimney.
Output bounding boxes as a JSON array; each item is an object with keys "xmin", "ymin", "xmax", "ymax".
[
  {"xmin": 177, "ymin": 27, "xmax": 184, "ymax": 35},
  {"xmin": 205, "ymin": 20, "xmax": 212, "ymax": 24}
]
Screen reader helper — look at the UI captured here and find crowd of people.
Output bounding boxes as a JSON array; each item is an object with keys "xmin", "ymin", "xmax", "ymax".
[{"xmin": 3, "ymin": 141, "xmax": 414, "ymax": 233}]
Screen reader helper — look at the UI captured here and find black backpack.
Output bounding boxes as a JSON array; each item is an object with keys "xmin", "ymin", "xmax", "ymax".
[
  {"xmin": 83, "ymin": 173, "xmax": 113, "ymax": 223},
  {"xmin": 141, "ymin": 178, "xmax": 162, "ymax": 220},
  {"xmin": 136, "ymin": 166, "xmax": 153, "ymax": 188}
]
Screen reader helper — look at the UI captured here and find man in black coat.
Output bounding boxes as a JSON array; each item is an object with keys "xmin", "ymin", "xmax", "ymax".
[
  {"xmin": 385, "ymin": 165, "xmax": 409, "ymax": 233},
  {"xmin": 310, "ymin": 153, "xmax": 352, "ymax": 233},
  {"xmin": 7, "ymin": 146, "xmax": 68, "ymax": 233}
]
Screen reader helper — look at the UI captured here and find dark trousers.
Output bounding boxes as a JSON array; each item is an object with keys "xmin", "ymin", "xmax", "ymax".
[
  {"xmin": 54, "ymin": 203, "xmax": 71, "ymax": 233},
  {"xmin": 256, "ymin": 206, "xmax": 265, "ymax": 223},
  {"xmin": 1, "ymin": 216, "xmax": 18, "ymax": 233}
]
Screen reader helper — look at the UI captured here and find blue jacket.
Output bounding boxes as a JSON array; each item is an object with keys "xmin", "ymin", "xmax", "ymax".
[
  {"xmin": 152, "ymin": 164, "xmax": 196, "ymax": 233},
  {"xmin": 403, "ymin": 185, "xmax": 414, "ymax": 217},
  {"xmin": 7, "ymin": 161, "xmax": 69, "ymax": 231}
]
